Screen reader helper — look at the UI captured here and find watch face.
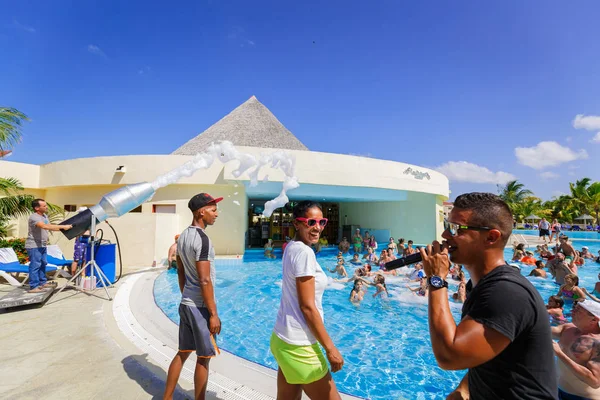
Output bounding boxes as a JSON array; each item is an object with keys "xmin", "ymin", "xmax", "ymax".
[{"xmin": 430, "ymin": 276, "xmax": 443, "ymax": 288}]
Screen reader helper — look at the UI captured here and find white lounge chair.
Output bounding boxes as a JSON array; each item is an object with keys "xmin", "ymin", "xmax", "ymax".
[{"xmin": 0, "ymin": 248, "xmax": 59, "ymax": 287}]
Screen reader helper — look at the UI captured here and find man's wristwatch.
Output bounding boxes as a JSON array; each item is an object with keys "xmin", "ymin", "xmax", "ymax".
[{"xmin": 428, "ymin": 275, "xmax": 449, "ymax": 290}]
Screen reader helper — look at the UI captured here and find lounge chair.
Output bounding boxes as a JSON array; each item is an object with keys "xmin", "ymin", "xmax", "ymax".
[
  {"xmin": 0, "ymin": 248, "xmax": 58, "ymax": 287},
  {"xmin": 46, "ymin": 245, "xmax": 73, "ymax": 278}
]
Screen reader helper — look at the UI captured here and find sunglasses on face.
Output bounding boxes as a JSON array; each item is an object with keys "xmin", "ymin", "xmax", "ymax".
[
  {"xmin": 444, "ymin": 219, "xmax": 494, "ymax": 236},
  {"xmin": 295, "ymin": 217, "xmax": 328, "ymax": 227}
]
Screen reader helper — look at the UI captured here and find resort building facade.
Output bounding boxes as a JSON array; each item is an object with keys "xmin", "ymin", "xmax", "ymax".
[{"xmin": 2, "ymin": 96, "xmax": 449, "ymax": 269}]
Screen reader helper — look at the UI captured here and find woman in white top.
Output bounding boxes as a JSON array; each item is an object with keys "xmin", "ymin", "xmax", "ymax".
[{"xmin": 270, "ymin": 201, "xmax": 344, "ymax": 399}]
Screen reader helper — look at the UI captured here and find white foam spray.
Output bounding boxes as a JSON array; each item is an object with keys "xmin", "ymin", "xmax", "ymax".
[{"xmin": 151, "ymin": 141, "xmax": 299, "ymax": 217}]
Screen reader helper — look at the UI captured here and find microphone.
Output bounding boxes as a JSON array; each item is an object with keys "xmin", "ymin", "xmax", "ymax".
[{"xmin": 384, "ymin": 252, "xmax": 422, "ymax": 271}]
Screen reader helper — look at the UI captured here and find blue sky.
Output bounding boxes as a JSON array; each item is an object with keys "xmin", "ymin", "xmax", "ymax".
[{"xmin": 3, "ymin": 0, "xmax": 600, "ymax": 200}]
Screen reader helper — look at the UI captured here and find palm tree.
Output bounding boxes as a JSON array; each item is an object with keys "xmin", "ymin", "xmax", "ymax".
[
  {"xmin": 511, "ymin": 196, "xmax": 548, "ymax": 223},
  {"xmin": 582, "ymin": 181, "xmax": 600, "ymax": 225},
  {"xmin": 0, "ymin": 108, "xmax": 29, "ymax": 152},
  {"xmin": 0, "ymin": 177, "xmax": 36, "ymax": 219},
  {"xmin": 0, "ymin": 108, "xmax": 66, "ymax": 238},
  {"xmin": 498, "ymin": 180, "xmax": 534, "ymax": 212}
]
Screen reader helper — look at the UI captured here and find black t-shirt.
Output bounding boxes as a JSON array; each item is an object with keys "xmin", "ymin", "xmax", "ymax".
[{"xmin": 462, "ymin": 265, "xmax": 557, "ymax": 400}]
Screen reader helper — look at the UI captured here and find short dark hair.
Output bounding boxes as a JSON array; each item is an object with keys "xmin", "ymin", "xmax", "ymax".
[
  {"xmin": 32, "ymin": 198, "xmax": 45, "ymax": 209},
  {"xmin": 549, "ymin": 295, "xmax": 564, "ymax": 308},
  {"xmin": 292, "ymin": 201, "xmax": 322, "ymax": 219},
  {"xmin": 535, "ymin": 260, "xmax": 544, "ymax": 268},
  {"xmin": 453, "ymin": 192, "xmax": 513, "ymax": 246}
]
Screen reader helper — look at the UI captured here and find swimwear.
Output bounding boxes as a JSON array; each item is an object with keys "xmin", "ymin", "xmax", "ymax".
[
  {"xmin": 561, "ymin": 288, "xmax": 580, "ymax": 301},
  {"xmin": 565, "ymin": 256, "xmax": 574, "ymax": 263}
]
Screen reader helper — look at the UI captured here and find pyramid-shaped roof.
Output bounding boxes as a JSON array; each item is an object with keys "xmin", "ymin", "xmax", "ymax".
[{"xmin": 172, "ymin": 96, "xmax": 308, "ymax": 155}]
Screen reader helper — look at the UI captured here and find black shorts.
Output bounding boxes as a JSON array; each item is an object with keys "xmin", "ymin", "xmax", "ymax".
[
  {"xmin": 539, "ymin": 229, "xmax": 550, "ymax": 237},
  {"xmin": 178, "ymin": 304, "xmax": 220, "ymax": 358}
]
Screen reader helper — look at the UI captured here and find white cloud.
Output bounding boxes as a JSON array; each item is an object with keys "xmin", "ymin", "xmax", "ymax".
[
  {"xmin": 13, "ymin": 19, "xmax": 36, "ymax": 33},
  {"xmin": 573, "ymin": 114, "xmax": 600, "ymax": 131},
  {"xmin": 514, "ymin": 141, "xmax": 588, "ymax": 170},
  {"xmin": 435, "ymin": 161, "xmax": 516, "ymax": 184},
  {"xmin": 539, "ymin": 171, "xmax": 559, "ymax": 180},
  {"xmin": 591, "ymin": 132, "xmax": 600, "ymax": 143},
  {"xmin": 87, "ymin": 44, "xmax": 107, "ymax": 58}
]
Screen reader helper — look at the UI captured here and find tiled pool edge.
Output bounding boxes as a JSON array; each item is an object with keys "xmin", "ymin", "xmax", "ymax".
[
  {"xmin": 113, "ymin": 270, "xmax": 277, "ymax": 400},
  {"xmin": 116, "ymin": 268, "xmax": 366, "ymax": 400}
]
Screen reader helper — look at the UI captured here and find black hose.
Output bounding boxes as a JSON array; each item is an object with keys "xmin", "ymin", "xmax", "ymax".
[
  {"xmin": 94, "ymin": 228, "xmax": 104, "ymax": 259},
  {"xmin": 104, "ymin": 220, "xmax": 123, "ymax": 283}
]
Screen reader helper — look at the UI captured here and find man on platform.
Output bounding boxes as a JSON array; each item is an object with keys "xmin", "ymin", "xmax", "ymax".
[
  {"xmin": 25, "ymin": 199, "xmax": 72, "ymax": 293},
  {"xmin": 420, "ymin": 192, "xmax": 557, "ymax": 399},
  {"xmin": 163, "ymin": 193, "xmax": 222, "ymax": 400}
]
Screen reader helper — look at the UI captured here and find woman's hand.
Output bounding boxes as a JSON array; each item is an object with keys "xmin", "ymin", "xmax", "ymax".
[{"xmin": 326, "ymin": 346, "xmax": 344, "ymax": 372}]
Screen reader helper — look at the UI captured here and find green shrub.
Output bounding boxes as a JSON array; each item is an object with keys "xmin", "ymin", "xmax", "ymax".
[{"xmin": 0, "ymin": 238, "xmax": 28, "ymax": 263}]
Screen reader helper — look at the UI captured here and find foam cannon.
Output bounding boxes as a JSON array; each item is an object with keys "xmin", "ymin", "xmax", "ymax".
[{"xmin": 60, "ymin": 182, "xmax": 155, "ymax": 240}]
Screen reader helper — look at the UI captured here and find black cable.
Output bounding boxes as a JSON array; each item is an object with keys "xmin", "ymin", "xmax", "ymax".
[
  {"xmin": 104, "ymin": 220, "xmax": 123, "ymax": 284},
  {"xmin": 94, "ymin": 228, "xmax": 104, "ymax": 259}
]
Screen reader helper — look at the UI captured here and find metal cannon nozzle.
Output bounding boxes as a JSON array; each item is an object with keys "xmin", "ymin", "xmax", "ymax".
[{"xmin": 60, "ymin": 182, "xmax": 156, "ymax": 240}]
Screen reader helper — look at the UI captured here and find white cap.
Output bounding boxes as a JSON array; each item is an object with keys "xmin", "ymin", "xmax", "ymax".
[
  {"xmin": 582, "ymin": 246, "xmax": 589, "ymax": 250},
  {"xmin": 578, "ymin": 301, "xmax": 600, "ymax": 318}
]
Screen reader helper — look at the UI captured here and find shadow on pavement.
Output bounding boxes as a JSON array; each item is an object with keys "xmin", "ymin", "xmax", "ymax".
[{"xmin": 121, "ymin": 353, "xmax": 197, "ymax": 400}]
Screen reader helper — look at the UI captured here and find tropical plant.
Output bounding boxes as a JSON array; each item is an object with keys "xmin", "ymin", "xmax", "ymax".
[
  {"xmin": 0, "ymin": 177, "xmax": 64, "ymax": 238},
  {"xmin": 0, "ymin": 177, "xmax": 36, "ymax": 219},
  {"xmin": 511, "ymin": 196, "xmax": 550, "ymax": 223},
  {"xmin": 0, "ymin": 237, "xmax": 28, "ymax": 263},
  {"xmin": 0, "ymin": 107, "xmax": 28, "ymax": 152},
  {"xmin": 498, "ymin": 180, "xmax": 534, "ymax": 212}
]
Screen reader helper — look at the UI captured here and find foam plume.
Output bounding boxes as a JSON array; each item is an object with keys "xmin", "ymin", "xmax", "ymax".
[{"xmin": 152, "ymin": 141, "xmax": 298, "ymax": 217}]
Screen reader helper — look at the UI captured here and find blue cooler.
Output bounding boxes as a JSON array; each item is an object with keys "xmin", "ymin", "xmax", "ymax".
[{"xmin": 84, "ymin": 243, "xmax": 117, "ymax": 287}]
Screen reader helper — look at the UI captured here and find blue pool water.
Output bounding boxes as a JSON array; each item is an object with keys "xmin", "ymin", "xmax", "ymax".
[
  {"xmin": 153, "ymin": 240, "xmax": 600, "ymax": 400},
  {"xmin": 513, "ymin": 229, "xmax": 600, "ymax": 239}
]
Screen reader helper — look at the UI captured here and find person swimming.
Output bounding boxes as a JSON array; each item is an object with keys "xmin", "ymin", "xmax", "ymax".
[
  {"xmin": 349, "ymin": 279, "xmax": 365, "ymax": 303},
  {"xmin": 329, "ymin": 260, "xmax": 348, "ymax": 278},
  {"xmin": 546, "ymin": 295, "xmax": 566, "ymax": 323},
  {"xmin": 352, "ymin": 229, "xmax": 362, "ymax": 254},
  {"xmin": 372, "ymin": 274, "xmax": 388, "ymax": 298},
  {"xmin": 350, "ymin": 253, "xmax": 362, "ymax": 265},
  {"xmin": 264, "ymin": 238, "xmax": 276, "ymax": 259},
  {"xmin": 408, "ymin": 276, "xmax": 428, "ymax": 297},
  {"xmin": 363, "ymin": 247, "xmax": 378, "ymax": 263},
  {"xmin": 452, "ymin": 281, "xmax": 466, "ymax": 303},
  {"xmin": 512, "ymin": 243, "xmax": 526, "ymax": 261},
  {"xmin": 557, "ymin": 274, "xmax": 600, "ymax": 303},
  {"xmin": 529, "ymin": 260, "xmax": 547, "ymax": 278}
]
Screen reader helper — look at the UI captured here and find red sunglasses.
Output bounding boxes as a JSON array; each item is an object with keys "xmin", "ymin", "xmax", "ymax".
[{"xmin": 295, "ymin": 217, "xmax": 328, "ymax": 227}]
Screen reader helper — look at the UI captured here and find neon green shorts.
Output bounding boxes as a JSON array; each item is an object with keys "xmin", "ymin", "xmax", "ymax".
[{"xmin": 269, "ymin": 332, "xmax": 329, "ymax": 385}]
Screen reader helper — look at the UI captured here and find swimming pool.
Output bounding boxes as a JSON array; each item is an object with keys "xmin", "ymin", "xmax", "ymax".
[
  {"xmin": 513, "ymin": 229, "xmax": 600, "ymax": 239},
  {"xmin": 153, "ymin": 240, "xmax": 600, "ymax": 400}
]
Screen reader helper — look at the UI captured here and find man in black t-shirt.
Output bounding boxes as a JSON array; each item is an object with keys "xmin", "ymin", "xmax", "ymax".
[{"xmin": 420, "ymin": 192, "xmax": 557, "ymax": 400}]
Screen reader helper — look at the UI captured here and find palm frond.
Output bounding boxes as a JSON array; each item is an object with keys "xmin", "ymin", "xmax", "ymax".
[{"xmin": 0, "ymin": 107, "xmax": 29, "ymax": 152}]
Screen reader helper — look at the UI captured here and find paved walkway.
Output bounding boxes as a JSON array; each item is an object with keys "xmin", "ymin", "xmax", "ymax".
[{"xmin": 0, "ymin": 270, "xmax": 194, "ymax": 400}]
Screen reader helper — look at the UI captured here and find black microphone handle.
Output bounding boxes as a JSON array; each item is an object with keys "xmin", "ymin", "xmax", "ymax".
[{"xmin": 384, "ymin": 252, "xmax": 423, "ymax": 270}]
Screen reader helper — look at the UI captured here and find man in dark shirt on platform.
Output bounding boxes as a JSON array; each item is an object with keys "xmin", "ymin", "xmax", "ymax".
[{"xmin": 420, "ymin": 192, "xmax": 557, "ymax": 399}]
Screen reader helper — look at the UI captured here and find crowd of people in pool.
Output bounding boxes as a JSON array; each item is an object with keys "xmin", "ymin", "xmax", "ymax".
[
  {"xmin": 305, "ymin": 229, "xmax": 465, "ymax": 304},
  {"xmin": 509, "ymin": 235, "xmax": 600, "ymax": 325}
]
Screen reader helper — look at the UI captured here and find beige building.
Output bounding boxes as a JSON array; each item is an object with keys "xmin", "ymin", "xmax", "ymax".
[{"xmin": 1, "ymin": 96, "xmax": 449, "ymax": 270}]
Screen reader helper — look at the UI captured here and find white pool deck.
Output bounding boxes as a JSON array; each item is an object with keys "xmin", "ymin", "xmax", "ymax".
[{"xmin": 0, "ymin": 267, "xmax": 364, "ymax": 400}]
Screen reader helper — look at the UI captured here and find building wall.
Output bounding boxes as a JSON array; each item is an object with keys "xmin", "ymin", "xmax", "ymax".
[
  {"xmin": 340, "ymin": 192, "xmax": 444, "ymax": 245},
  {"xmin": 8, "ymin": 184, "xmax": 248, "ymax": 270},
  {"xmin": 1, "ymin": 147, "xmax": 447, "ymax": 268}
]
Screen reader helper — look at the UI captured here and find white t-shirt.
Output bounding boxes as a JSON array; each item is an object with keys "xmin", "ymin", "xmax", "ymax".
[{"xmin": 274, "ymin": 240, "xmax": 328, "ymax": 345}]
